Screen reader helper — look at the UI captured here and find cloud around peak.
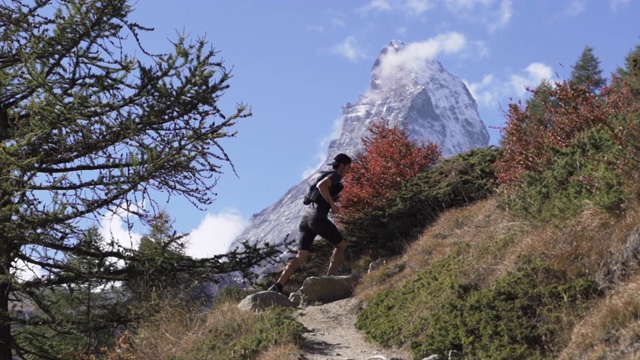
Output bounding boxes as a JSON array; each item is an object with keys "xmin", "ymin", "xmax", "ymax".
[{"xmin": 373, "ymin": 32, "xmax": 467, "ymax": 84}]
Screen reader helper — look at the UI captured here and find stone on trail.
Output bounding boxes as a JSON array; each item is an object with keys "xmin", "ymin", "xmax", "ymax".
[
  {"xmin": 237, "ymin": 290, "xmax": 296, "ymax": 312},
  {"xmin": 292, "ymin": 275, "xmax": 360, "ymax": 305}
]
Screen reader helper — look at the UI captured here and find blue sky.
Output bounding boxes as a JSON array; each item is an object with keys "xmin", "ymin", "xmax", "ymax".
[{"xmin": 102, "ymin": 0, "xmax": 640, "ymax": 258}]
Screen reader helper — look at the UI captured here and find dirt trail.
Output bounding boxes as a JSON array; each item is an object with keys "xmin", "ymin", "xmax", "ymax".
[{"xmin": 294, "ymin": 297, "xmax": 412, "ymax": 360}]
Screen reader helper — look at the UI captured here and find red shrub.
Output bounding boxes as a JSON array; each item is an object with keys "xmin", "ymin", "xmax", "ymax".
[
  {"xmin": 496, "ymin": 81, "xmax": 609, "ymax": 185},
  {"xmin": 338, "ymin": 120, "xmax": 441, "ymax": 222}
]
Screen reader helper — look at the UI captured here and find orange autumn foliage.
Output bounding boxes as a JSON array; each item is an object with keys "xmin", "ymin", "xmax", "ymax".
[
  {"xmin": 496, "ymin": 74, "xmax": 640, "ymax": 186},
  {"xmin": 338, "ymin": 121, "xmax": 441, "ymax": 222}
]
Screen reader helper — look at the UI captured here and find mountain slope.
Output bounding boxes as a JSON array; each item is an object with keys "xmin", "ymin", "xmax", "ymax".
[{"xmin": 231, "ymin": 41, "xmax": 489, "ymax": 265}]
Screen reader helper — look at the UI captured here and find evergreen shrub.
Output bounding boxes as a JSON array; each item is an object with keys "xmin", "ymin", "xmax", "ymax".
[
  {"xmin": 357, "ymin": 254, "xmax": 599, "ymax": 360},
  {"xmin": 500, "ymin": 126, "xmax": 624, "ymax": 222},
  {"xmin": 343, "ymin": 146, "xmax": 500, "ymax": 258}
]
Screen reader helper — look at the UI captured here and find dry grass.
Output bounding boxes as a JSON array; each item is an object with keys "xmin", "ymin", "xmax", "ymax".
[
  {"xmin": 356, "ymin": 197, "xmax": 525, "ymax": 302},
  {"xmin": 559, "ymin": 274, "xmax": 640, "ymax": 360},
  {"xmin": 119, "ymin": 301, "xmax": 245, "ymax": 359},
  {"xmin": 254, "ymin": 344, "xmax": 303, "ymax": 360},
  {"xmin": 358, "ymin": 196, "xmax": 640, "ymax": 300},
  {"xmin": 100, "ymin": 298, "xmax": 304, "ymax": 360}
]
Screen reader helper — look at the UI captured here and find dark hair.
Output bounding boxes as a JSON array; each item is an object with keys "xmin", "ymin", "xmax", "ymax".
[{"xmin": 328, "ymin": 153, "xmax": 351, "ymax": 168}]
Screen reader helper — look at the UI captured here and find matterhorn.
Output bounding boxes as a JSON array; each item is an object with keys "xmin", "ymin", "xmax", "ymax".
[{"xmin": 230, "ymin": 40, "xmax": 490, "ymax": 263}]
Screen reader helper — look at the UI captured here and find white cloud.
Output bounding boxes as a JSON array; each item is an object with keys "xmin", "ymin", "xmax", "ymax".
[
  {"xmin": 307, "ymin": 25, "xmax": 324, "ymax": 33},
  {"xmin": 445, "ymin": 0, "xmax": 513, "ymax": 32},
  {"xmin": 98, "ymin": 205, "xmax": 246, "ymax": 260},
  {"xmin": 466, "ymin": 62, "xmax": 553, "ymax": 110},
  {"xmin": 471, "ymin": 40, "xmax": 490, "ymax": 59},
  {"xmin": 357, "ymin": 0, "xmax": 393, "ymax": 14},
  {"xmin": 510, "ymin": 62, "xmax": 553, "ymax": 96},
  {"xmin": 332, "ymin": 18, "xmax": 346, "ymax": 29},
  {"xmin": 446, "ymin": 0, "xmax": 493, "ymax": 8},
  {"xmin": 301, "ymin": 116, "xmax": 344, "ymax": 179},
  {"xmin": 405, "ymin": 0, "xmax": 435, "ymax": 15},
  {"xmin": 563, "ymin": 0, "xmax": 586, "ymax": 17},
  {"xmin": 465, "ymin": 74, "xmax": 497, "ymax": 107},
  {"xmin": 611, "ymin": 0, "xmax": 631, "ymax": 13},
  {"xmin": 375, "ymin": 32, "xmax": 466, "ymax": 80},
  {"xmin": 491, "ymin": 0, "xmax": 513, "ymax": 32},
  {"xmin": 14, "ymin": 258, "xmax": 45, "ymax": 282},
  {"xmin": 186, "ymin": 210, "xmax": 247, "ymax": 258},
  {"xmin": 329, "ymin": 36, "xmax": 367, "ymax": 62},
  {"xmin": 330, "ymin": 13, "xmax": 347, "ymax": 30},
  {"xmin": 99, "ymin": 207, "xmax": 143, "ymax": 251}
]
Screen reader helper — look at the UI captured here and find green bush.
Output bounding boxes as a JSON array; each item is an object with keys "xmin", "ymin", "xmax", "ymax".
[
  {"xmin": 357, "ymin": 253, "xmax": 599, "ymax": 360},
  {"xmin": 344, "ymin": 146, "xmax": 501, "ymax": 258},
  {"xmin": 414, "ymin": 259, "xmax": 598, "ymax": 359},
  {"xmin": 355, "ymin": 251, "xmax": 468, "ymax": 347},
  {"xmin": 500, "ymin": 127, "xmax": 624, "ymax": 222}
]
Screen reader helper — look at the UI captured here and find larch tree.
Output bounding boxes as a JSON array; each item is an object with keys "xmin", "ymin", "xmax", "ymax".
[
  {"xmin": 0, "ymin": 1, "xmax": 279, "ymax": 358},
  {"xmin": 125, "ymin": 210, "xmax": 196, "ymax": 307}
]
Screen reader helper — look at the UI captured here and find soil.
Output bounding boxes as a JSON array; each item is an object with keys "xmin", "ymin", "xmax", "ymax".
[{"xmin": 294, "ymin": 297, "xmax": 412, "ymax": 360}]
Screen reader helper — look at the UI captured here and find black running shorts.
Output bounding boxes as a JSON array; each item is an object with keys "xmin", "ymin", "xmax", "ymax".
[{"xmin": 298, "ymin": 213, "xmax": 344, "ymax": 251}]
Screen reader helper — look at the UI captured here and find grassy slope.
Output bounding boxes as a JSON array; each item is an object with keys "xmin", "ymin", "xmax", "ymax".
[
  {"xmin": 112, "ymin": 195, "xmax": 640, "ymax": 360},
  {"xmin": 354, "ymin": 196, "xmax": 640, "ymax": 359},
  {"xmin": 114, "ymin": 167, "xmax": 640, "ymax": 359}
]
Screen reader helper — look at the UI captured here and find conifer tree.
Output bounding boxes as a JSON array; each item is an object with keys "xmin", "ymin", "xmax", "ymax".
[
  {"xmin": 17, "ymin": 227, "xmax": 125, "ymax": 358},
  {"xmin": 126, "ymin": 211, "xmax": 196, "ymax": 306},
  {"xmin": 0, "ymin": 1, "xmax": 279, "ymax": 358},
  {"xmin": 570, "ymin": 46, "xmax": 606, "ymax": 93}
]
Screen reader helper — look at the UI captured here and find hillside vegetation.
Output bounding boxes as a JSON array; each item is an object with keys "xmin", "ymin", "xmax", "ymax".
[{"xmin": 100, "ymin": 45, "xmax": 640, "ymax": 359}]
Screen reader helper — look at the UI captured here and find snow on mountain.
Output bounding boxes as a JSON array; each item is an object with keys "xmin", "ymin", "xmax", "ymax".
[{"xmin": 230, "ymin": 41, "xmax": 489, "ymax": 267}]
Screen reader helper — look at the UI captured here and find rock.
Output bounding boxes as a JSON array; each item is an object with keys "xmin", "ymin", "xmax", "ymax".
[
  {"xmin": 368, "ymin": 258, "xmax": 390, "ymax": 273},
  {"xmin": 288, "ymin": 291, "xmax": 302, "ymax": 306},
  {"xmin": 422, "ymin": 355, "xmax": 445, "ymax": 360},
  {"xmin": 237, "ymin": 291, "xmax": 296, "ymax": 312},
  {"xmin": 596, "ymin": 224, "xmax": 640, "ymax": 290},
  {"xmin": 298, "ymin": 275, "xmax": 359, "ymax": 305}
]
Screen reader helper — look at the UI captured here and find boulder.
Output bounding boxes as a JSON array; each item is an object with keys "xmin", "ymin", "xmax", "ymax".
[
  {"xmin": 237, "ymin": 291, "xmax": 296, "ymax": 312},
  {"xmin": 293, "ymin": 275, "xmax": 359, "ymax": 305}
]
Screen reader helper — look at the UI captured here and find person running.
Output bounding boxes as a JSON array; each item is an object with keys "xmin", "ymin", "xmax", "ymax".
[{"xmin": 269, "ymin": 153, "xmax": 352, "ymax": 294}]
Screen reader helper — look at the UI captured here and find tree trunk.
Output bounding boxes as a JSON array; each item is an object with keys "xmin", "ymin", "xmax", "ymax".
[{"xmin": 0, "ymin": 277, "xmax": 12, "ymax": 360}]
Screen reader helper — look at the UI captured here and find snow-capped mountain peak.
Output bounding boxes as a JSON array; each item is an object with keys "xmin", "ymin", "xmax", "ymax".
[{"xmin": 230, "ymin": 41, "xmax": 489, "ymax": 270}]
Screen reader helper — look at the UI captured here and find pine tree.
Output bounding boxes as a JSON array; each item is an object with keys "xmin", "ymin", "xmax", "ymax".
[
  {"xmin": 570, "ymin": 46, "xmax": 606, "ymax": 93},
  {"xmin": 0, "ymin": 1, "xmax": 280, "ymax": 358}
]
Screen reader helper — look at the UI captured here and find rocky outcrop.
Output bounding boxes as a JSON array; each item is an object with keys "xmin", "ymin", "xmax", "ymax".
[{"xmin": 596, "ymin": 224, "xmax": 640, "ymax": 290}]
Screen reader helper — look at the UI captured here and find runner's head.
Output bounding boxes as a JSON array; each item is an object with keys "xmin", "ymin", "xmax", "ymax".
[{"xmin": 328, "ymin": 153, "xmax": 352, "ymax": 173}]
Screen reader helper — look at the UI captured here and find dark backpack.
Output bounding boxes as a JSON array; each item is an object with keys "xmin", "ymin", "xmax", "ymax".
[{"xmin": 303, "ymin": 171, "xmax": 334, "ymax": 205}]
